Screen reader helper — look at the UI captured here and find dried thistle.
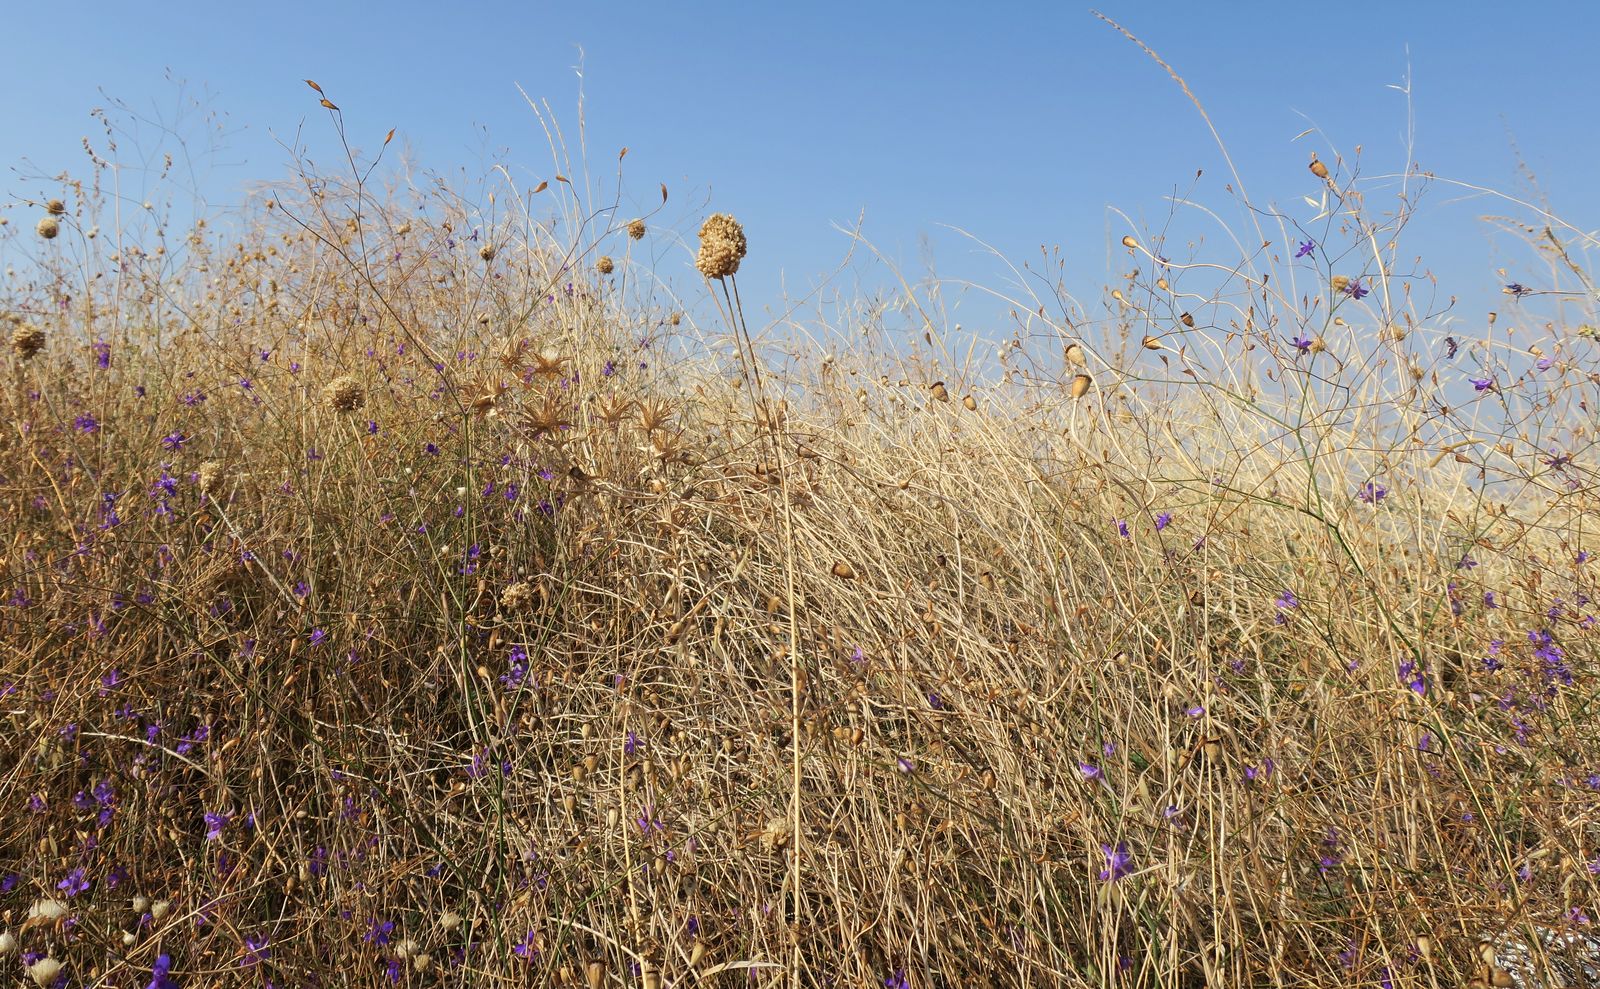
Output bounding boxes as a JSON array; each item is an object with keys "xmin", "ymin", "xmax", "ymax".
[
  {"xmin": 478, "ymin": 243, "xmax": 497, "ymax": 261},
  {"xmin": 11, "ymin": 323, "xmax": 45, "ymax": 360},
  {"xmin": 530, "ymin": 349, "xmax": 569, "ymax": 378},
  {"xmin": 36, "ymin": 216, "xmax": 59, "ymax": 240},
  {"xmin": 1331, "ymin": 275, "xmax": 1351, "ymax": 295},
  {"xmin": 596, "ymin": 255, "xmax": 615, "ymax": 275},
  {"xmin": 45, "ymin": 198, "xmax": 66, "ymax": 216},
  {"xmin": 695, "ymin": 213, "xmax": 747, "ymax": 280},
  {"xmin": 638, "ymin": 397, "xmax": 675, "ymax": 434},
  {"xmin": 323, "ymin": 375, "xmax": 365, "ymax": 412},
  {"xmin": 627, "ymin": 218, "xmax": 646, "ymax": 240}
]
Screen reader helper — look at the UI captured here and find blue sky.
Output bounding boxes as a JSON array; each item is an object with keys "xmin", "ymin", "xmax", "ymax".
[{"xmin": 3, "ymin": 1, "xmax": 1596, "ymax": 342}]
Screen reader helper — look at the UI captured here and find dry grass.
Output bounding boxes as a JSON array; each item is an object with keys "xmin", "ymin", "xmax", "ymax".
[{"xmin": 2, "ymin": 77, "xmax": 1600, "ymax": 989}]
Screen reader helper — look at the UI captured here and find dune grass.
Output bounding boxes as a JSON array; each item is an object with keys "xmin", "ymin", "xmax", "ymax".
[{"xmin": 3, "ymin": 71, "xmax": 1600, "ymax": 989}]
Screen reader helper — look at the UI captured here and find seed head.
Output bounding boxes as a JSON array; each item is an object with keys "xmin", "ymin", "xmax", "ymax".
[
  {"xmin": 627, "ymin": 218, "xmax": 646, "ymax": 240},
  {"xmin": 323, "ymin": 375, "xmax": 365, "ymax": 412},
  {"xmin": 36, "ymin": 216, "xmax": 60, "ymax": 239},
  {"xmin": 1069, "ymin": 372, "xmax": 1093, "ymax": 399},
  {"xmin": 1309, "ymin": 155, "xmax": 1329, "ymax": 180},
  {"xmin": 11, "ymin": 323, "xmax": 45, "ymax": 360},
  {"xmin": 478, "ymin": 243, "xmax": 497, "ymax": 261},
  {"xmin": 596, "ymin": 255, "xmax": 615, "ymax": 275},
  {"xmin": 501, "ymin": 581, "xmax": 536, "ymax": 612},
  {"xmin": 695, "ymin": 213, "xmax": 747, "ymax": 280},
  {"xmin": 45, "ymin": 198, "xmax": 66, "ymax": 216},
  {"xmin": 196, "ymin": 460, "xmax": 224, "ymax": 493},
  {"xmin": 27, "ymin": 957, "xmax": 64, "ymax": 987},
  {"xmin": 1331, "ymin": 275, "xmax": 1350, "ymax": 295}
]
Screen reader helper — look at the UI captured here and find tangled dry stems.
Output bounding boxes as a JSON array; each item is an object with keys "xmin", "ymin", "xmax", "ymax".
[{"xmin": 0, "ymin": 118, "xmax": 1598, "ymax": 989}]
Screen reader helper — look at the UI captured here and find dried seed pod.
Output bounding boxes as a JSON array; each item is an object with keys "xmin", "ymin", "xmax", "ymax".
[
  {"xmin": 1065, "ymin": 342, "xmax": 1085, "ymax": 365},
  {"xmin": 1180, "ymin": 312, "xmax": 1195, "ymax": 328},
  {"xmin": 1069, "ymin": 373, "xmax": 1092, "ymax": 399},
  {"xmin": 929, "ymin": 381, "xmax": 949, "ymax": 402},
  {"xmin": 1309, "ymin": 156, "xmax": 1329, "ymax": 179},
  {"xmin": 1121, "ymin": 234, "xmax": 1139, "ymax": 250},
  {"xmin": 627, "ymin": 218, "xmax": 646, "ymax": 240},
  {"xmin": 596, "ymin": 255, "xmax": 615, "ymax": 275},
  {"xmin": 36, "ymin": 216, "xmax": 59, "ymax": 239},
  {"xmin": 478, "ymin": 243, "xmax": 497, "ymax": 261},
  {"xmin": 831, "ymin": 561, "xmax": 857, "ymax": 580},
  {"xmin": 962, "ymin": 394, "xmax": 977, "ymax": 411}
]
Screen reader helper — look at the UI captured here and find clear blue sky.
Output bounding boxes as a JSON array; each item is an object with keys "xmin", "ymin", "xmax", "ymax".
[{"xmin": 3, "ymin": 1, "xmax": 1596, "ymax": 340}]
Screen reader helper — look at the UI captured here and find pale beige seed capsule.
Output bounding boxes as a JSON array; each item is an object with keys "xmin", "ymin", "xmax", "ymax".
[
  {"xmin": 596, "ymin": 255, "xmax": 615, "ymax": 275},
  {"xmin": 1065, "ymin": 342, "xmax": 1085, "ymax": 365},
  {"xmin": 962, "ymin": 394, "xmax": 977, "ymax": 411},
  {"xmin": 1142, "ymin": 335, "xmax": 1163, "ymax": 350},
  {"xmin": 1309, "ymin": 156, "xmax": 1329, "ymax": 179},
  {"xmin": 831, "ymin": 561, "xmax": 856, "ymax": 580},
  {"xmin": 36, "ymin": 216, "xmax": 60, "ymax": 239},
  {"xmin": 929, "ymin": 381, "xmax": 949, "ymax": 402},
  {"xmin": 1120, "ymin": 235, "xmax": 1139, "ymax": 250},
  {"xmin": 1069, "ymin": 373, "xmax": 1092, "ymax": 399},
  {"xmin": 478, "ymin": 243, "xmax": 496, "ymax": 261},
  {"xmin": 45, "ymin": 198, "xmax": 66, "ymax": 215},
  {"xmin": 627, "ymin": 218, "xmax": 646, "ymax": 240}
]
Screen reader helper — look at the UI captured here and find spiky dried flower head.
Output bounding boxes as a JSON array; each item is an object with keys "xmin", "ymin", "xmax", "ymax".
[
  {"xmin": 323, "ymin": 375, "xmax": 365, "ymax": 412},
  {"xmin": 627, "ymin": 218, "xmax": 646, "ymax": 240},
  {"xmin": 36, "ymin": 216, "xmax": 60, "ymax": 239},
  {"xmin": 11, "ymin": 323, "xmax": 45, "ymax": 360},
  {"xmin": 695, "ymin": 213, "xmax": 747, "ymax": 280},
  {"xmin": 478, "ymin": 243, "xmax": 497, "ymax": 261},
  {"xmin": 45, "ymin": 198, "xmax": 66, "ymax": 216},
  {"xmin": 596, "ymin": 255, "xmax": 615, "ymax": 275},
  {"xmin": 501, "ymin": 581, "xmax": 536, "ymax": 613}
]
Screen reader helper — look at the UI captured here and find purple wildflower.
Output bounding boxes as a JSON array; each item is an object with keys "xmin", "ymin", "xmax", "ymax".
[
  {"xmin": 1342, "ymin": 279, "xmax": 1369, "ymax": 300},
  {"xmin": 1098, "ymin": 841, "xmax": 1133, "ymax": 882},
  {"xmin": 1295, "ymin": 239, "xmax": 1316, "ymax": 258}
]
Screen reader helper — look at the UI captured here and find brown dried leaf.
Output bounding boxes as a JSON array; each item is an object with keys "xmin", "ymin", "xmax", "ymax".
[{"xmin": 305, "ymin": 79, "xmax": 323, "ymax": 94}]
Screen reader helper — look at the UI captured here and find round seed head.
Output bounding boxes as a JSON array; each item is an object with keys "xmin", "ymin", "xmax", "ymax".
[
  {"xmin": 1069, "ymin": 372, "xmax": 1093, "ymax": 399},
  {"xmin": 501, "ymin": 581, "xmax": 536, "ymax": 612},
  {"xmin": 323, "ymin": 375, "xmax": 365, "ymax": 412},
  {"xmin": 478, "ymin": 243, "xmax": 497, "ymax": 261},
  {"xmin": 627, "ymin": 218, "xmax": 646, "ymax": 240},
  {"xmin": 45, "ymin": 198, "xmax": 66, "ymax": 216},
  {"xmin": 695, "ymin": 212, "xmax": 747, "ymax": 280},
  {"xmin": 1331, "ymin": 275, "xmax": 1351, "ymax": 295},
  {"xmin": 36, "ymin": 216, "xmax": 60, "ymax": 239},
  {"xmin": 928, "ymin": 381, "xmax": 949, "ymax": 402},
  {"xmin": 1309, "ymin": 156, "xmax": 1330, "ymax": 179},
  {"xmin": 11, "ymin": 323, "xmax": 46, "ymax": 360},
  {"xmin": 596, "ymin": 255, "xmax": 615, "ymax": 275},
  {"xmin": 1121, "ymin": 235, "xmax": 1139, "ymax": 250}
]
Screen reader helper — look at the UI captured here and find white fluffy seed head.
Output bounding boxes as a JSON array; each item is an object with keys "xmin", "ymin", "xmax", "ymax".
[{"xmin": 27, "ymin": 957, "xmax": 64, "ymax": 987}]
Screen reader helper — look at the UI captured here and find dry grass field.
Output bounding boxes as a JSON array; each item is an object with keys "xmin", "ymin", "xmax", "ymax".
[{"xmin": 3, "ymin": 74, "xmax": 1600, "ymax": 988}]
